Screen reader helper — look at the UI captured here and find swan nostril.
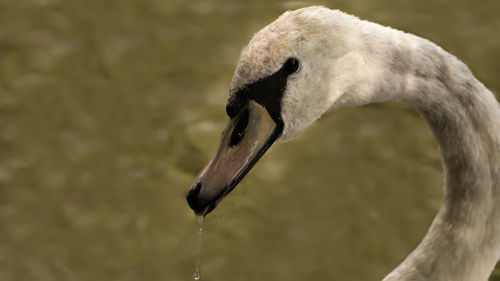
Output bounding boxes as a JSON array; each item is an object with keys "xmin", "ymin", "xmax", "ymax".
[{"xmin": 229, "ymin": 107, "xmax": 249, "ymax": 147}]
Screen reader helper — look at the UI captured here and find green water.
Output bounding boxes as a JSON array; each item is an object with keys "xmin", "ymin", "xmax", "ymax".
[{"xmin": 1, "ymin": 0, "xmax": 499, "ymax": 280}]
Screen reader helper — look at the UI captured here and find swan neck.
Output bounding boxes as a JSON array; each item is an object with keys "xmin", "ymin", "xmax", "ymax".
[{"xmin": 379, "ymin": 39, "xmax": 500, "ymax": 280}]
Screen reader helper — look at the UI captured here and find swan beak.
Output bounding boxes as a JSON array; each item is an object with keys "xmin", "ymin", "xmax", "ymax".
[{"xmin": 186, "ymin": 100, "xmax": 281, "ymax": 216}]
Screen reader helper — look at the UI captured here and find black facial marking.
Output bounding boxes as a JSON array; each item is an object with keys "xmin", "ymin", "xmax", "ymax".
[
  {"xmin": 229, "ymin": 107, "xmax": 249, "ymax": 147},
  {"xmin": 226, "ymin": 57, "xmax": 301, "ymax": 125},
  {"xmin": 226, "ymin": 93, "xmax": 248, "ymax": 117}
]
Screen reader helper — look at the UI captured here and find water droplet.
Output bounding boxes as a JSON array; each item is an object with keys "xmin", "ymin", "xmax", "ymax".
[{"xmin": 193, "ymin": 216, "xmax": 204, "ymax": 280}]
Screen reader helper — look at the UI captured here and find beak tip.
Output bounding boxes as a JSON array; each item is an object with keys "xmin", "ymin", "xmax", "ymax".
[{"xmin": 186, "ymin": 181, "xmax": 209, "ymax": 216}]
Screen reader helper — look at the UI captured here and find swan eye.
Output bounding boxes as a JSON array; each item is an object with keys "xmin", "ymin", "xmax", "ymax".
[{"xmin": 283, "ymin": 57, "xmax": 300, "ymax": 75}]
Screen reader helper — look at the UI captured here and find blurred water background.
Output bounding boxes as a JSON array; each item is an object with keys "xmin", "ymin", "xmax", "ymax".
[{"xmin": 0, "ymin": 0, "xmax": 499, "ymax": 280}]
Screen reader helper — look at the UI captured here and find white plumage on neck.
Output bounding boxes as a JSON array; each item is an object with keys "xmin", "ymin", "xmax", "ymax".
[
  {"xmin": 231, "ymin": 6, "xmax": 500, "ymax": 280},
  {"xmin": 371, "ymin": 21, "xmax": 500, "ymax": 281}
]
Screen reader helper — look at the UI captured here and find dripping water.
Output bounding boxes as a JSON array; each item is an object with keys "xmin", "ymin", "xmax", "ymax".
[{"xmin": 193, "ymin": 216, "xmax": 204, "ymax": 280}]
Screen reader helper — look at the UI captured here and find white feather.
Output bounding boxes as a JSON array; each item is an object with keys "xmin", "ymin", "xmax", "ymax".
[{"xmin": 231, "ymin": 6, "xmax": 500, "ymax": 281}]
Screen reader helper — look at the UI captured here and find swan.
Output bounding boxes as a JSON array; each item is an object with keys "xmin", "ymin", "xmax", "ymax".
[{"xmin": 186, "ymin": 6, "xmax": 500, "ymax": 281}]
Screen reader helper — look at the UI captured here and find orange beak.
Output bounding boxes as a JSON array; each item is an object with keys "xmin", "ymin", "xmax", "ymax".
[{"xmin": 186, "ymin": 100, "xmax": 281, "ymax": 216}]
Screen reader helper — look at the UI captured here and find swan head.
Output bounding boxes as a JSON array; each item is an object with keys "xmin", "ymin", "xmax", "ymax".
[{"xmin": 187, "ymin": 6, "xmax": 374, "ymax": 215}]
